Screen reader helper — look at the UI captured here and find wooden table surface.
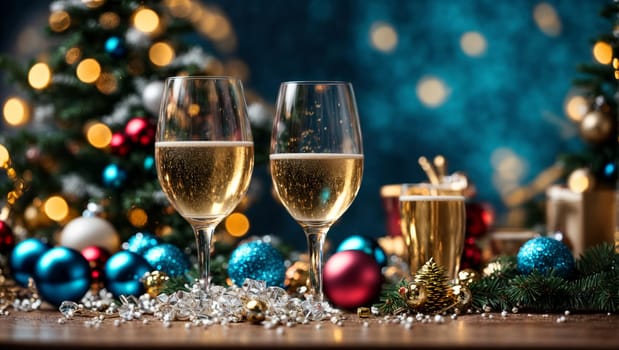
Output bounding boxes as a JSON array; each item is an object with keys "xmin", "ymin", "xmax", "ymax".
[{"xmin": 1, "ymin": 305, "xmax": 619, "ymax": 349}]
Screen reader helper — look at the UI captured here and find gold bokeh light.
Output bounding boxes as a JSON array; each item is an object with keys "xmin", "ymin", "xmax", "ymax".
[
  {"xmin": 128, "ymin": 207, "xmax": 148, "ymax": 227},
  {"xmin": 96, "ymin": 72, "xmax": 118, "ymax": 94},
  {"xmin": 568, "ymin": 168, "xmax": 593, "ymax": 193},
  {"xmin": 133, "ymin": 7, "xmax": 160, "ymax": 34},
  {"xmin": 65, "ymin": 47, "xmax": 82, "ymax": 65},
  {"xmin": 85, "ymin": 122, "xmax": 112, "ymax": 148},
  {"xmin": 49, "ymin": 10, "xmax": 71, "ymax": 32},
  {"xmin": 43, "ymin": 195, "xmax": 69, "ymax": 222},
  {"xmin": 416, "ymin": 76, "xmax": 449, "ymax": 108},
  {"xmin": 0, "ymin": 144, "xmax": 10, "ymax": 168},
  {"xmin": 533, "ymin": 3, "xmax": 561, "ymax": 37},
  {"xmin": 224, "ymin": 212, "xmax": 250, "ymax": 237},
  {"xmin": 28, "ymin": 62, "xmax": 52, "ymax": 90},
  {"xmin": 149, "ymin": 42, "xmax": 175, "ymax": 66},
  {"xmin": 3, "ymin": 97, "xmax": 30, "ymax": 126},
  {"xmin": 76, "ymin": 58, "xmax": 101, "ymax": 83},
  {"xmin": 99, "ymin": 11, "xmax": 121, "ymax": 30},
  {"xmin": 593, "ymin": 41, "xmax": 612, "ymax": 65},
  {"xmin": 565, "ymin": 95, "xmax": 588, "ymax": 122},
  {"xmin": 370, "ymin": 22, "xmax": 398, "ymax": 53},
  {"xmin": 460, "ymin": 31, "xmax": 487, "ymax": 57}
]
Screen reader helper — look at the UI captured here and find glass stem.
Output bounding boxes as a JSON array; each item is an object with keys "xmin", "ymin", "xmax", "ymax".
[
  {"xmin": 305, "ymin": 225, "xmax": 329, "ymax": 303},
  {"xmin": 194, "ymin": 225, "xmax": 215, "ymax": 292}
]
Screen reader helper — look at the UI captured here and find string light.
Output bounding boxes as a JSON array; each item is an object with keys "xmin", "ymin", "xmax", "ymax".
[
  {"xmin": 99, "ymin": 12, "xmax": 120, "ymax": 30},
  {"xmin": 76, "ymin": 58, "xmax": 101, "ymax": 83},
  {"xmin": 224, "ymin": 212, "xmax": 250, "ymax": 237},
  {"xmin": 49, "ymin": 10, "xmax": 71, "ymax": 32},
  {"xmin": 593, "ymin": 41, "xmax": 612, "ymax": 65},
  {"xmin": 565, "ymin": 95, "xmax": 588, "ymax": 122},
  {"xmin": 43, "ymin": 195, "xmax": 69, "ymax": 222},
  {"xmin": 149, "ymin": 42, "xmax": 175, "ymax": 66},
  {"xmin": 85, "ymin": 122, "xmax": 112, "ymax": 148},
  {"xmin": 28, "ymin": 62, "xmax": 52, "ymax": 90},
  {"xmin": 65, "ymin": 47, "xmax": 82, "ymax": 65},
  {"xmin": 3, "ymin": 97, "xmax": 30, "ymax": 126},
  {"xmin": 567, "ymin": 168, "xmax": 594, "ymax": 193},
  {"xmin": 96, "ymin": 72, "xmax": 118, "ymax": 94},
  {"xmin": 133, "ymin": 7, "xmax": 160, "ymax": 34},
  {"xmin": 128, "ymin": 207, "xmax": 148, "ymax": 228}
]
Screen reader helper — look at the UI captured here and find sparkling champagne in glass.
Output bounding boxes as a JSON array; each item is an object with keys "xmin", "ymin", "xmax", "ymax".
[
  {"xmin": 270, "ymin": 81, "xmax": 363, "ymax": 304},
  {"xmin": 155, "ymin": 76, "xmax": 254, "ymax": 291}
]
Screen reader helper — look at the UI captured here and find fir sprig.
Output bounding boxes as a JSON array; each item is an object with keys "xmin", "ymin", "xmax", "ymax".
[{"xmin": 375, "ymin": 243, "xmax": 619, "ymax": 315}]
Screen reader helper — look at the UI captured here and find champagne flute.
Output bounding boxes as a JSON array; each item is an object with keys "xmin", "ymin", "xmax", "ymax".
[
  {"xmin": 155, "ymin": 76, "xmax": 254, "ymax": 291},
  {"xmin": 270, "ymin": 81, "xmax": 363, "ymax": 304}
]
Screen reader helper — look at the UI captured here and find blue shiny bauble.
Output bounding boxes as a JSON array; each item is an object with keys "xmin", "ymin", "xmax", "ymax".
[
  {"xmin": 228, "ymin": 240, "xmax": 286, "ymax": 287},
  {"xmin": 9, "ymin": 238, "xmax": 51, "ymax": 287},
  {"xmin": 102, "ymin": 164, "xmax": 127, "ymax": 188},
  {"xmin": 33, "ymin": 246, "xmax": 91, "ymax": 307},
  {"xmin": 143, "ymin": 243, "xmax": 190, "ymax": 277},
  {"xmin": 517, "ymin": 236, "xmax": 575, "ymax": 278},
  {"xmin": 336, "ymin": 234, "xmax": 387, "ymax": 268},
  {"xmin": 104, "ymin": 36, "xmax": 126, "ymax": 57},
  {"xmin": 104, "ymin": 251, "xmax": 152, "ymax": 297},
  {"xmin": 123, "ymin": 232, "xmax": 160, "ymax": 255}
]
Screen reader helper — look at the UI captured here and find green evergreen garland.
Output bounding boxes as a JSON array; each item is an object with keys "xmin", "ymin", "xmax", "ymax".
[{"xmin": 375, "ymin": 243, "xmax": 619, "ymax": 315}]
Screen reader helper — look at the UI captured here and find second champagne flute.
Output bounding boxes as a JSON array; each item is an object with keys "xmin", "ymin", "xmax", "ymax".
[
  {"xmin": 155, "ymin": 76, "xmax": 254, "ymax": 292},
  {"xmin": 270, "ymin": 81, "xmax": 363, "ymax": 305}
]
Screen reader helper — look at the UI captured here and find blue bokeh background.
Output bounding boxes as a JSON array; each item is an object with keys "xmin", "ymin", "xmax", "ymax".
[{"xmin": 0, "ymin": 0, "xmax": 610, "ymax": 250}]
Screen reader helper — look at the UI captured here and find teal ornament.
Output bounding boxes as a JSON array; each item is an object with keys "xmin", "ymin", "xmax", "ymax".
[
  {"xmin": 102, "ymin": 164, "xmax": 127, "ymax": 188},
  {"xmin": 227, "ymin": 240, "xmax": 286, "ymax": 287},
  {"xmin": 33, "ymin": 247, "xmax": 91, "ymax": 307},
  {"xmin": 104, "ymin": 36, "xmax": 126, "ymax": 57},
  {"xmin": 143, "ymin": 243, "xmax": 190, "ymax": 277},
  {"xmin": 9, "ymin": 238, "xmax": 51, "ymax": 287},
  {"xmin": 104, "ymin": 251, "xmax": 152, "ymax": 297},
  {"xmin": 336, "ymin": 234, "xmax": 387, "ymax": 268},
  {"xmin": 517, "ymin": 236, "xmax": 574, "ymax": 278},
  {"xmin": 123, "ymin": 232, "xmax": 160, "ymax": 255},
  {"xmin": 143, "ymin": 155, "xmax": 155, "ymax": 174}
]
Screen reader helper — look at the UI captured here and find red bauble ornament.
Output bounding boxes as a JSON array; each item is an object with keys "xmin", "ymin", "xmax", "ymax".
[
  {"xmin": 125, "ymin": 117, "xmax": 155, "ymax": 147},
  {"xmin": 81, "ymin": 245, "xmax": 111, "ymax": 285},
  {"xmin": 465, "ymin": 202, "xmax": 493, "ymax": 238},
  {"xmin": 0, "ymin": 220, "xmax": 15, "ymax": 255},
  {"xmin": 109, "ymin": 132, "xmax": 131, "ymax": 156},
  {"xmin": 323, "ymin": 250, "xmax": 382, "ymax": 309},
  {"xmin": 460, "ymin": 242, "xmax": 482, "ymax": 270}
]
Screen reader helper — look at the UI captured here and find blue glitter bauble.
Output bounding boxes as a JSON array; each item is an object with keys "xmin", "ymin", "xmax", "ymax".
[
  {"xmin": 33, "ymin": 246, "xmax": 91, "ymax": 307},
  {"xmin": 517, "ymin": 236, "xmax": 574, "ymax": 278},
  {"xmin": 123, "ymin": 232, "xmax": 160, "ymax": 255},
  {"xmin": 9, "ymin": 238, "xmax": 51, "ymax": 287},
  {"xmin": 336, "ymin": 234, "xmax": 387, "ymax": 268},
  {"xmin": 104, "ymin": 251, "xmax": 152, "ymax": 297},
  {"xmin": 143, "ymin": 243, "xmax": 190, "ymax": 277},
  {"xmin": 227, "ymin": 240, "xmax": 286, "ymax": 287},
  {"xmin": 102, "ymin": 164, "xmax": 127, "ymax": 188},
  {"xmin": 104, "ymin": 36, "xmax": 126, "ymax": 57}
]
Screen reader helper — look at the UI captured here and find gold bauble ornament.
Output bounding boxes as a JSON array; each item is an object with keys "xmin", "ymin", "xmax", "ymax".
[
  {"xmin": 245, "ymin": 299, "xmax": 267, "ymax": 324},
  {"xmin": 457, "ymin": 268, "xmax": 481, "ymax": 286},
  {"xmin": 143, "ymin": 271, "xmax": 169, "ymax": 298},
  {"xmin": 284, "ymin": 260, "xmax": 310, "ymax": 295},
  {"xmin": 579, "ymin": 109, "xmax": 615, "ymax": 144}
]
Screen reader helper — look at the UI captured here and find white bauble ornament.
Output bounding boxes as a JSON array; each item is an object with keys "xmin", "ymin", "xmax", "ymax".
[
  {"xmin": 59, "ymin": 216, "xmax": 121, "ymax": 253},
  {"xmin": 142, "ymin": 81, "xmax": 165, "ymax": 116}
]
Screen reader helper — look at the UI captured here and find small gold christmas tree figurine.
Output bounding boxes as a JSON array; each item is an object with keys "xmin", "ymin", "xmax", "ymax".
[{"xmin": 408, "ymin": 258, "xmax": 457, "ymax": 314}]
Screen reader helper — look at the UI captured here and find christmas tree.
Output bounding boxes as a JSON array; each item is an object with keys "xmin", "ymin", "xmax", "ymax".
[
  {"xmin": 561, "ymin": 1, "xmax": 618, "ymax": 189},
  {"xmin": 0, "ymin": 0, "xmax": 271, "ymax": 253}
]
